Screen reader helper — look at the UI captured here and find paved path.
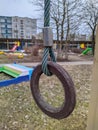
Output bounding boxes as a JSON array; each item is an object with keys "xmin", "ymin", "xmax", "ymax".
[{"xmin": 20, "ymin": 61, "xmax": 93, "ymax": 67}]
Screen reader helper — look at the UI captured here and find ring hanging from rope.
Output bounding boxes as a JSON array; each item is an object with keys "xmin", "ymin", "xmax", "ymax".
[
  {"xmin": 30, "ymin": 61, "xmax": 76, "ymax": 119},
  {"xmin": 30, "ymin": 0, "xmax": 76, "ymax": 119}
]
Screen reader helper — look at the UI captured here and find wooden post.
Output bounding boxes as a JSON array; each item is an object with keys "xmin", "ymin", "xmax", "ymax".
[
  {"xmin": 7, "ymin": 40, "xmax": 9, "ymax": 50},
  {"xmin": 86, "ymin": 24, "xmax": 98, "ymax": 130}
]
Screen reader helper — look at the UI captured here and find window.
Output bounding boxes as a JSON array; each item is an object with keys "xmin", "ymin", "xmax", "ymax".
[
  {"xmin": 14, "ymin": 30, "xmax": 18, "ymax": 33},
  {"xmin": 21, "ymin": 36, "xmax": 24, "ymax": 39},
  {"xmin": 7, "ymin": 25, "xmax": 12, "ymax": 28},
  {"xmin": 16, "ymin": 35, "xmax": 18, "ymax": 38},
  {"xmin": 0, "ymin": 19, "xmax": 5, "ymax": 22},
  {"xmin": 8, "ymin": 34, "xmax": 12, "ymax": 38},
  {"xmin": 21, "ymin": 32, "xmax": 23, "ymax": 34},
  {"xmin": 16, "ymin": 18, "xmax": 18, "ymax": 22},
  {"xmin": 1, "ymin": 29, "xmax": 6, "ymax": 33},
  {"xmin": 7, "ymin": 19, "xmax": 12, "ymax": 23},
  {"xmin": 3, "ymin": 34, "xmax": 7, "ymax": 38},
  {"xmin": 20, "ymin": 20, "xmax": 23, "ymax": 24},
  {"xmin": 8, "ymin": 30, "xmax": 12, "ymax": 33},
  {"xmin": 1, "ymin": 24, "xmax": 5, "ymax": 28}
]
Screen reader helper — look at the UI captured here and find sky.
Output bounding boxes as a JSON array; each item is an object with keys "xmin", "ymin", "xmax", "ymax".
[{"xmin": 0, "ymin": 0, "xmax": 39, "ymax": 19}]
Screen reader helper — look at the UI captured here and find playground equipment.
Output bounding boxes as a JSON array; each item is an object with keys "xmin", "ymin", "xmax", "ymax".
[
  {"xmin": 4, "ymin": 51, "xmax": 24, "ymax": 59},
  {"xmin": 0, "ymin": 51, "xmax": 4, "ymax": 55},
  {"xmin": 11, "ymin": 44, "xmax": 18, "ymax": 51},
  {"xmin": 81, "ymin": 47, "xmax": 92, "ymax": 55},
  {"xmin": 11, "ymin": 52, "xmax": 24, "ymax": 58},
  {"xmin": 0, "ymin": 63, "xmax": 34, "ymax": 87},
  {"xmin": 30, "ymin": 0, "xmax": 76, "ymax": 119},
  {"xmin": 80, "ymin": 43, "xmax": 85, "ymax": 49},
  {"xmin": 11, "ymin": 41, "xmax": 21, "ymax": 51}
]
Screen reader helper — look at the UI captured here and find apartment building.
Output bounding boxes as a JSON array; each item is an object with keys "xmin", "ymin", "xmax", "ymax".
[
  {"xmin": 0, "ymin": 16, "xmax": 37, "ymax": 39},
  {"xmin": 0, "ymin": 16, "xmax": 12, "ymax": 38},
  {"xmin": 67, "ymin": 33, "xmax": 87, "ymax": 41}
]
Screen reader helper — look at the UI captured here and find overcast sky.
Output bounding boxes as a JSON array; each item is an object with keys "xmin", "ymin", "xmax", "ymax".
[{"xmin": 0, "ymin": 0, "xmax": 39, "ymax": 19}]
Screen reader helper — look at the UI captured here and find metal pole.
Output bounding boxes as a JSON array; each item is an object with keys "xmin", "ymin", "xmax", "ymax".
[
  {"xmin": 7, "ymin": 40, "xmax": 9, "ymax": 50},
  {"xmin": 86, "ymin": 24, "xmax": 98, "ymax": 130}
]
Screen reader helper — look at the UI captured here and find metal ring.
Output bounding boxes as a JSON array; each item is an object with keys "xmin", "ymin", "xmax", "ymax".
[{"xmin": 30, "ymin": 61, "xmax": 76, "ymax": 119}]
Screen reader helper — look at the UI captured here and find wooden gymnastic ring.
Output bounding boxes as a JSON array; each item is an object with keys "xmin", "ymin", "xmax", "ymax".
[{"xmin": 30, "ymin": 61, "xmax": 76, "ymax": 119}]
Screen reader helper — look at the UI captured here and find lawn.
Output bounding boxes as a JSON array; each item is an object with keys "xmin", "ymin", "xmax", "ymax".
[{"xmin": 0, "ymin": 64, "xmax": 92, "ymax": 130}]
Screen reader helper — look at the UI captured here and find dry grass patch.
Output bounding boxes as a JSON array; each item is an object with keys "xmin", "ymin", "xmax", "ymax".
[{"xmin": 0, "ymin": 64, "xmax": 92, "ymax": 130}]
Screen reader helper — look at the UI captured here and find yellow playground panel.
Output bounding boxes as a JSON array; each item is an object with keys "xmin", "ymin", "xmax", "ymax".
[
  {"xmin": 80, "ymin": 43, "xmax": 85, "ymax": 49},
  {"xmin": 0, "ymin": 51, "xmax": 4, "ymax": 55}
]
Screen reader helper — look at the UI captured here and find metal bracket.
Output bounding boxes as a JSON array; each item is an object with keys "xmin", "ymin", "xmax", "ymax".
[{"xmin": 43, "ymin": 27, "xmax": 53, "ymax": 47}]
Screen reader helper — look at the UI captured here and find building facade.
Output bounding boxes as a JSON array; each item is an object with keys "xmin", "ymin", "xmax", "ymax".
[
  {"xmin": 0, "ymin": 16, "xmax": 37, "ymax": 39},
  {"xmin": 67, "ymin": 33, "xmax": 87, "ymax": 41},
  {"xmin": 0, "ymin": 16, "xmax": 12, "ymax": 38}
]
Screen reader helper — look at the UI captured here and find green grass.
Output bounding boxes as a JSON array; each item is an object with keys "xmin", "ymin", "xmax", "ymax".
[{"xmin": 0, "ymin": 65, "xmax": 92, "ymax": 130}]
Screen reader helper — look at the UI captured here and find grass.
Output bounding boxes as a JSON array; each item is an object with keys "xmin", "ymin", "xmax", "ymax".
[
  {"xmin": 0, "ymin": 64, "xmax": 92, "ymax": 130},
  {"xmin": 0, "ymin": 54, "xmax": 31, "ymax": 64}
]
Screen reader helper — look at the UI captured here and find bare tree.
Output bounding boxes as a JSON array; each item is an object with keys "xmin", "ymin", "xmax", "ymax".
[
  {"xmin": 65, "ymin": 0, "xmax": 82, "ymax": 40},
  {"xmin": 50, "ymin": 0, "xmax": 61, "ymax": 44},
  {"xmin": 31, "ymin": 0, "xmax": 44, "ymax": 32},
  {"xmin": 31, "ymin": 0, "xmax": 82, "ymax": 39},
  {"xmin": 82, "ymin": 0, "xmax": 98, "ymax": 55},
  {"xmin": 62, "ymin": 0, "xmax": 82, "ymax": 59},
  {"xmin": 31, "ymin": 0, "xmax": 83, "ymax": 60}
]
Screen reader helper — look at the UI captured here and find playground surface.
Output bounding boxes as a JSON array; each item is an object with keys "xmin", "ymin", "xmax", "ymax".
[
  {"xmin": 0, "ymin": 51, "xmax": 94, "ymax": 64},
  {"xmin": 0, "ymin": 63, "xmax": 92, "ymax": 130},
  {"xmin": 19, "ymin": 53, "xmax": 93, "ymax": 67},
  {"xmin": 0, "ymin": 52, "xmax": 93, "ymax": 130}
]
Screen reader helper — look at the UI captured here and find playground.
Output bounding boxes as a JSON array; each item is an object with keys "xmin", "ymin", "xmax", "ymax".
[
  {"xmin": 0, "ymin": 41, "xmax": 94, "ymax": 129},
  {"xmin": 0, "ymin": 41, "xmax": 93, "ymax": 129},
  {"xmin": 0, "ymin": 0, "xmax": 97, "ymax": 129},
  {"xmin": 0, "ymin": 47, "xmax": 93, "ymax": 63},
  {"xmin": 0, "ymin": 33, "xmax": 95, "ymax": 130}
]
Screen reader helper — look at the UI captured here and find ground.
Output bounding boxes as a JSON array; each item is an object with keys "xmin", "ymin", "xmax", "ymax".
[
  {"xmin": 0, "ymin": 53, "xmax": 93, "ymax": 130},
  {"xmin": 0, "ymin": 50, "xmax": 94, "ymax": 64}
]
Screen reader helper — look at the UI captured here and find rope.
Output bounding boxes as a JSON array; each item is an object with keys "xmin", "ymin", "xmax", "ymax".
[
  {"xmin": 44, "ymin": 0, "xmax": 50, "ymax": 27},
  {"xmin": 42, "ymin": 0, "xmax": 56, "ymax": 76},
  {"xmin": 42, "ymin": 48, "xmax": 56, "ymax": 76}
]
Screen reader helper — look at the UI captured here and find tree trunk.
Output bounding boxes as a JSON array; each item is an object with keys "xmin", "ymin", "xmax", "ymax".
[{"xmin": 92, "ymin": 29, "xmax": 95, "ymax": 55}]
